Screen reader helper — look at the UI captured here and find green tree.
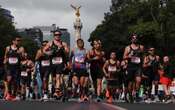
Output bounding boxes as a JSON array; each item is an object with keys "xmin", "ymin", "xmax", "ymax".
[
  {"xmin": 21, "ymin": 36, "xmax": 39, "ymax": 60},
  {"xmin": 89, "ymin": 0, "xmax": 175, "ymax": 57},
  {"xmin": 0, "ymin": 9, "xmax": 39, "ymax": 59},
  {"xmin": 0, "ymin": 9, "xmax": 17, "ymax": 57}
]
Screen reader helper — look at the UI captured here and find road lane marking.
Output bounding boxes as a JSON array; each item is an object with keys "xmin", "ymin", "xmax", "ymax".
[
  {"xmin": 89, "ymin": 102, "xmax": 101, "ymax": 110},
  {"xmin": 102, "ymin": 103, "xmax": 128, "ymax": 110},
  {"xmin": 63, "ymin": 103, "xmax": 82, "ymax": 110}
]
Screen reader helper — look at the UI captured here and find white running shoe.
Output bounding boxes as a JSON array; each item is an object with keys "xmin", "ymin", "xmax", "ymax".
[
  {"xmin": 145, "ymin": 98, "xmax": 152, "ymax": 104},
  {"xmin": 43, "ymin": 94, "xmax": 48, "ymax": 101},
  {"xmin": 15, "ymin": 96, "xmax": 21, "ymax": 101},
  {"xmin": 153, "ymin": 95, "xmax": 160, "ymax": 102}
]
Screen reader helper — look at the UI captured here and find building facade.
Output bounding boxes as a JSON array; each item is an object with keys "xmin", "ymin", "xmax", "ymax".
[
  {"xmin": 17, "ymin": 28, "xmax": 43, "ymax": 47},
  {"xmin": 34, "ymin": 24, "xmax": 70, "ymax": 46}
]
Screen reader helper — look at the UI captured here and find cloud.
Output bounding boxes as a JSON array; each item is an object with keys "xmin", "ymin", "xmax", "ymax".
[{"xmin": 0, "ymin": 0, "xmax": 111, "ymax": 49}]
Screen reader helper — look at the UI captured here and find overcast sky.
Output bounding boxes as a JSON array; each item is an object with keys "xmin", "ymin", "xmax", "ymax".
[{"xmin": 0, "ymin": 0, "xmax": 111, "ymax": 49}]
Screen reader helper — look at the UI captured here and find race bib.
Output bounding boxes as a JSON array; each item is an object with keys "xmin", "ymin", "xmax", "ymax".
[
  {"xmin": 108, "ymin": 66, "xmax": 117, "ymax": 72},
  {"xmin": 75, "ymin": 55, "xmax": 85, "ymax": 63},
  {"xmin": 41, "ymin": 60, "xmax": 50, "ymax": 66},
  {"xmin": 74, "ymin": 63, "xmax": 86, "ymax": 69},
  {"xmin": 21, "ymin": 71, "xmax": 28, "ymax": 77},
  {"xmin": 52, "ymin": 57, "xmax": 63, "ymax": 64},
  {"xmin": 158, "ymin": 84, "xmax": 164, "ymax": 91},
  {"xmin": 131, "ymin": 57, "xmax": 141, "ymax": 64},
  {"xmin": 170, "ymin": 86, "xmax": 175, "ymax": 92},
  {"xmin": 8, "ymin": 57, "xmax": 18, "ymax": 64},
  {"xmin": 170, "ymin": 86, "xmax": 175, "ymax": 95}
]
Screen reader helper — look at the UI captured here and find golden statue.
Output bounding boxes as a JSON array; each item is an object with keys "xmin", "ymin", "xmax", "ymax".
[{"xmin": 71, "ymin": 4, "xmax": 81, "ymax": 17}]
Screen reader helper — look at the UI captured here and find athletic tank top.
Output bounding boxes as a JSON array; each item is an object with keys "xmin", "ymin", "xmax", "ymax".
[
  {"xmin": 7, "ymin": 46, "xmax": 20, "ymax": 66},
  {"xmin": 51, "ymin": 41, "xmax": 66, "ymax": 65},
  {"xmin": 20, "ymin": 61, "xmax": 28, "ymax": 77},
  {"xmin": 128, "ymin": 45, "xmax": 142, "ymax": 65},
  {"xmin": 90, "ymin": 49, "xmax": 104, "ymax": 68},
  {"xmin": 148, "ymin": 55, "xmax": 158, "ymax": 66},
  {"xmin": 107, "ymin": 60, "xmax": 120, "ymax": 78},
  {"xmin": 39, "ymin": 49, "xmax": 51, "ymax": 67}
]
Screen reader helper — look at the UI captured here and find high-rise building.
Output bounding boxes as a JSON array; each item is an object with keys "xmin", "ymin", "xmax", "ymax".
[
  {"xmin": 33, "ymin": 26, "xmax": 53, "ymax": 41},
  {"xmin": 18, "ymin": 24, "xmax": 70, "ymax": 47},
  {"xmin": 34, "ymin": 24, "xmax": 70, "ymax": 46},
  {"xmin": 17, "ymin": 28, "xmax": 43, "ymax": 47}
]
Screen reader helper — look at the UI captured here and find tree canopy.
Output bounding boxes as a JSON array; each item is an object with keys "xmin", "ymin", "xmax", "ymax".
[
  {"xmin": 89, "ymin": 0, "xmax": 175, "ymax": 58},
  {"xmin": 0, "ymin": 9, "xmax": 17, "ymax": 57},
  {"xmin": 0, "ymin": 9, "xmax": 38, "ymax": 59}
]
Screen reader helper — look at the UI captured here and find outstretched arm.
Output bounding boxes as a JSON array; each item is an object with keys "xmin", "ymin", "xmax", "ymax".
[
  {"xmin": 78, "ymin": 6, "xmax": 81, "ymax": 9},
  {"xmin": 71, "ymin": 4, "xmax": 76, "ymax": 10}
]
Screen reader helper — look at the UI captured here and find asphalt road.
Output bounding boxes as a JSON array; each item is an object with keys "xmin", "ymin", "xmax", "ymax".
[{"xmin": 0, "ymin": 100, "xmax": 175, "ymax": 110}]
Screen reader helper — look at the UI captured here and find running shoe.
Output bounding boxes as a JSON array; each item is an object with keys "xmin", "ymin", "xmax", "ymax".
[
  {"xmin": 5, "ymin": 94, "xmax": 15, "ymax": 101},
  {"xmin": 152, "ymin": 95, "xmax": 160, "ymax": 102},
  {"xmin": 43, "ymin": 94, "xmax": 48, "ymax": 101},
  {"xmin": 107, "ymin": 96, "xmax": 112, "ymax": 103},
  {"xmin": 15, "ymin": 95, "xmax": 21, "ymax": 101},
  {"xmin": 105, "ymin": 90, "xmax": 110, "ymax": 99},
  {"xmin": 83, "ymin": 96, "xmax": 89, "ymax": 102},
  {"xmin": 79, "ymin": 96, "xmax": 84, "ymax": 103},
  {"xmin": 145, "ymin": 98, "xmax": 152, "ymax": 104},
  {"xmin": 164, "ymin": 99, "xmax": 172, "ymax": 104},
  {"xmin": 96, "ymin": 96, "xmax": 102, "ymax": 102}
]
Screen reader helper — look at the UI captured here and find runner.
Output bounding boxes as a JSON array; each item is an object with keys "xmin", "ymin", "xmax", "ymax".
[
  {"xmin": 158, "ymin": 56, "xmax": 173, "ymax": 103},
  {"xmin": 70, "ymin": 39, "xmax": 89, "ymax": 102},
  {"xmin": 87, "ymin": 39, "xmax": 105, "ymax": 102},
  {"xmin": 123, "ymin": 34, "xmax": 144, "ymax": 102},
  {"xmin": 35, "ymin": 40, "xmax": 51, "ymax": 100},
  {"xmin": 103, "ymin": 51, "xmax": 121, "ymax": 103},
  {"xmin": 47, "ymin": 30, "xmax": 69, "ymax": 100},
  {"xmin": 3, "ymin": 36, "xmax": 25, "ymax": 100},
  {"xmin": 143, "ymin": 47, "xmax": 160, "ymax": 103},
  {"xmin": 20, "ymin": 53, "xmax": 34, "ymax": 100},
  {"xmin": 120, "ymin": 59, "xmax": 129, "ymax": 102}
]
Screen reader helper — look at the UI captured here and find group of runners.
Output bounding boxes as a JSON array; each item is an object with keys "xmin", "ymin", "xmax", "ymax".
[{"xmin": 0, "ymin": 30, "xmax": 175, "ymax": 103}]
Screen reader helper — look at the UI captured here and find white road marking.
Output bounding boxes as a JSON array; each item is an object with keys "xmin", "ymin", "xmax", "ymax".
[{"xmin": 102, "ymin": 103, "xmax": 128, "ymax": 110}]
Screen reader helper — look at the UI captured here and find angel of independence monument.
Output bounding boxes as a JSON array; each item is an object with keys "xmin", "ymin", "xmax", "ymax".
[{"xmin": 71, "ymin": 4, "xmax": 83, "ymax": 41}]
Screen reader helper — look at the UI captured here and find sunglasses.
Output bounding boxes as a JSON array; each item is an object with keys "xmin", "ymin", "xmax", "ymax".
[
  {"xmin": 42, "ymin": 43, "xmax": 47, "ymax": 46},
  {"xmin": 54, "ymin": 34, "xmax": 61, "ymax": 36},
  {"xmin": 93, "ymin": 43, "xmax": 100, "ymax": 45},
  {"xmin": 131, "ymin": 37, "xmax": 137, "ymax": 39},
  {"xmin": 16, "ymin": 39, "xmax": 21, "ymax": 42},
  {"xmin": 149, "ymin": 49, "xmax": 154, "ymax": 51}
]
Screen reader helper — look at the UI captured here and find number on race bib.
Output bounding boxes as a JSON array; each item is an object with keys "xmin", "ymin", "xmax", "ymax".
[
  {"xmin": 131, "ymin": 57, "xmax": 141, "ymax": 64},
  {"xmin": 108, "ymin": 66, "xmax": 117, "ymax": 72},
  {"xmin": 52, "ymin": 57, "xmax": 63, "ymax": 64},
  {"xmin": 41, "ymin": 60, "xmax": 50, "ymax": 66},
  {"xmin": 170, "ymin": 86, "xmax": 175, "ymax": 95},
  {"xmin": 21, "ymin": 71, "xmax": 28, "ymax": 77},
  {"xmin": 8, "ymin": 57, "xmax": 18, "ymax": 64},
  {"xmin": 170, "ymin": 86, "xmax": 175, "ymax": 92},
  {"xmin": 75, "ymin": 56, "xmax": 85, "ymax": 63},
  {"xmin": 158, "ymin": 84, "xmax": 164, "ymax": 91}
]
